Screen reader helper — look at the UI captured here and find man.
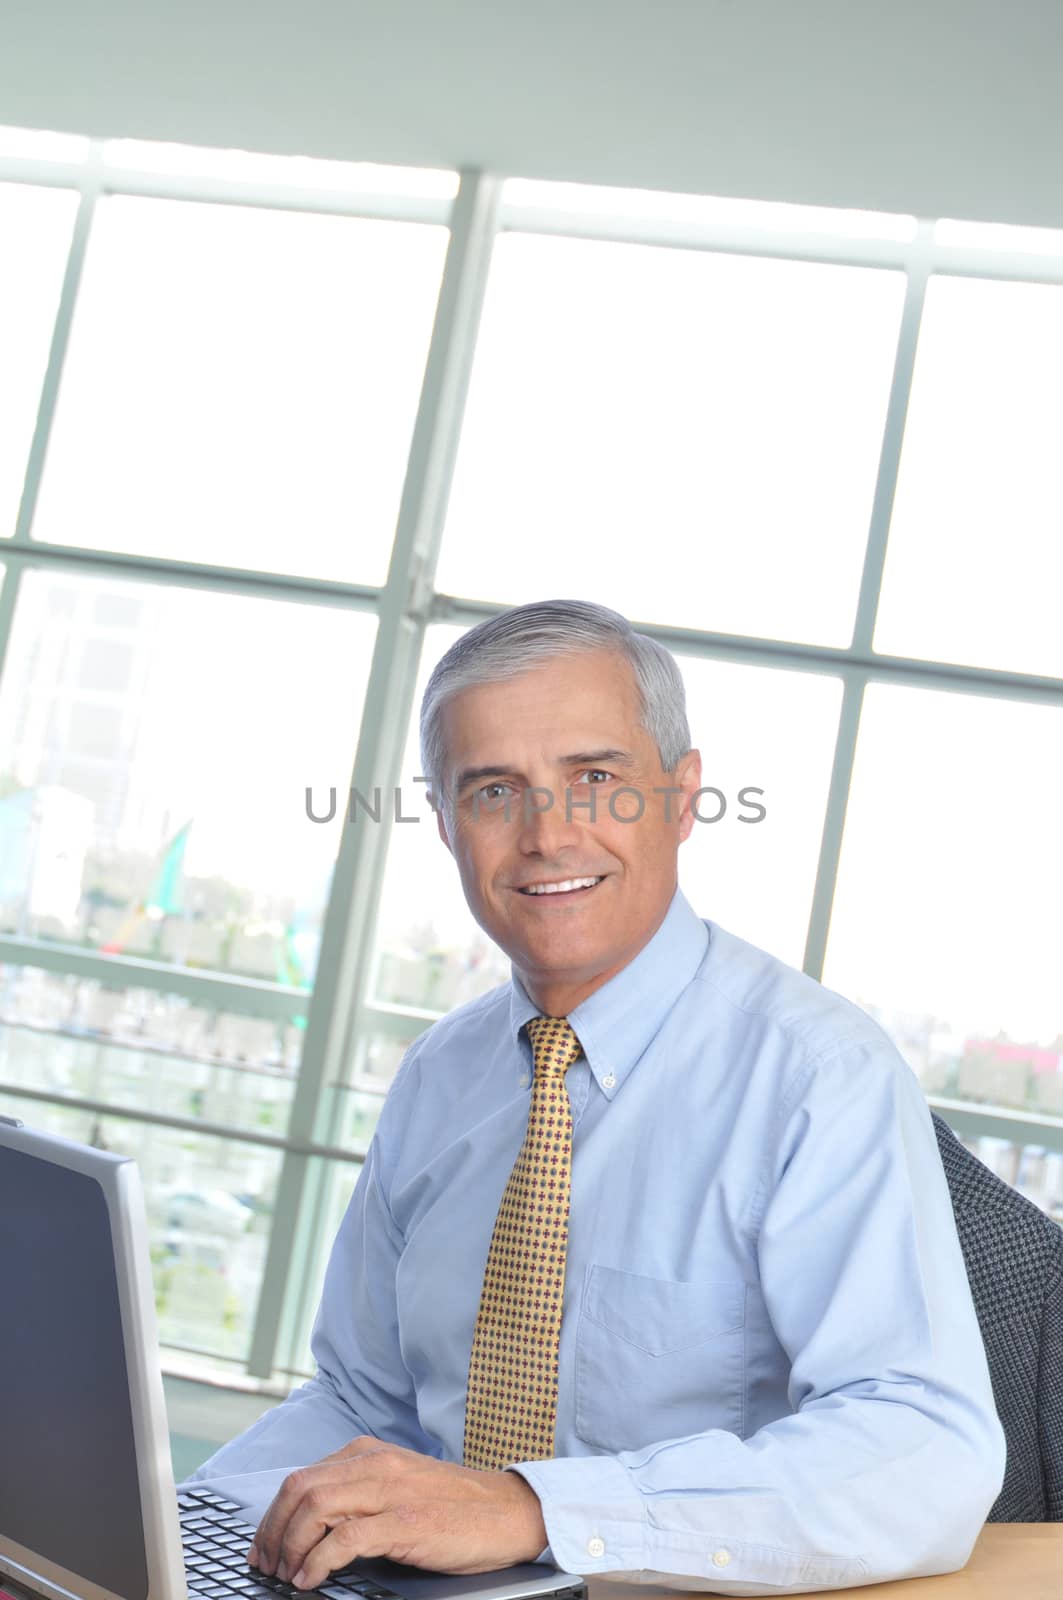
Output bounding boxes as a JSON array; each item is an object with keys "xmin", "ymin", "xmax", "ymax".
[{"xmin": 190, "ymin": 599, "xmax": 1005, "ymax": 1593}]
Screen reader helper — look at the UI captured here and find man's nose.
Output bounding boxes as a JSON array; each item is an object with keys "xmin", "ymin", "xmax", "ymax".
[{"xmin": 517, "ymin": 785, "xmax": 584, "ymax": 853}]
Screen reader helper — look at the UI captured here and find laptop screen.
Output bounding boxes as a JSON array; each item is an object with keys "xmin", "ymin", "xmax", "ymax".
[{"xmin": 0, "ymin": 1141, "xmax": 149, "ymax": 1600}]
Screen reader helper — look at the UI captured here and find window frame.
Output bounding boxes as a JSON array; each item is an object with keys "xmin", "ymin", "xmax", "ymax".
[{"xmin": 0, "ymin": 139, "xmax": 1061, "ymax": 1386}]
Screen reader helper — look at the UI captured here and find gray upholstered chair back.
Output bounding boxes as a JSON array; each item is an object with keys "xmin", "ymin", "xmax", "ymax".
[{"xmin": 932, "ymin": 1112, "xmax": 1063, "ymax": 1521}]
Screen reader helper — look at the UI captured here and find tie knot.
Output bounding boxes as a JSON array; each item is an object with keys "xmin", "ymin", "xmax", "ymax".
[{"xmin": 525, "ymin": 1015, "xmax": 583, "ymax": 1077}]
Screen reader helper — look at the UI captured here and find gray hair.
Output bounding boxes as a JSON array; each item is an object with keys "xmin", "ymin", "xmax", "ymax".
[{"xmin": 419, "ymin": 598, "xmax": 691, "ymax": 799}]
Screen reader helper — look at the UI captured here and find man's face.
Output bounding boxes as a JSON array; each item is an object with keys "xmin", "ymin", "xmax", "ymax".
[{"xmin": 435, "ymin": 649, "xmax": 701, "ymax": 1015}]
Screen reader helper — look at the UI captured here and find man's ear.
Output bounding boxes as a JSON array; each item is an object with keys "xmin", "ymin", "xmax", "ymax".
[
  {"xmin": 676, "ymin": 749, "xmax": 703, "ymax": 844},
  {"xmin": 436, "ymin": 803, "xmax": 453, "ymax": 854}
]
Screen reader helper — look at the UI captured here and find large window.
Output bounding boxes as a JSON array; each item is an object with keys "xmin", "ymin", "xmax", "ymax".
[
  {"xmin": 31, "ymin": 196, "xmax": 448, "ymax": 582},
  {"xmin": 0, "ymin": 133, "xmax": 1059, "ymax": 1387},
  {"xmin": 875, "ymin": 272, "xmax": 1063, "ymax": 678},
  {"xmin": 436, "ymin": 232, "xmax": 906, "ymax": 644},
  {"xmin": 823, "ymin": 684, "xmax": 1063, "ymax": 1215},
  {"xmin": 0, "ymin": 570, "xmax": 375, "ymax": 960}
]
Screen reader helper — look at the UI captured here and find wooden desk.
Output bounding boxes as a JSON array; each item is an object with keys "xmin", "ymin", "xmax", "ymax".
[{"xmin": 589, "ymin": 1525, "xmax": 1063, "ymax": 1600}]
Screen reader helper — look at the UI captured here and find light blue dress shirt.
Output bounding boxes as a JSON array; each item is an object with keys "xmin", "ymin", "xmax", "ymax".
[{"xmin": 190, "ymin": 889, "xmax": 1005, "ymax": 1593}]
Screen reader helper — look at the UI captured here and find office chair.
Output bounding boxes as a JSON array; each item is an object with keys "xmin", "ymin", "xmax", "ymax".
[{"xmin": 932, "ymin": 1112, "xmax": 1063, "ymax": 1520}]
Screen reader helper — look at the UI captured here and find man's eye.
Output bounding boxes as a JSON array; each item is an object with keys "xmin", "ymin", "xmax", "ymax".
[
  {"xmin": 576, "ymin": 769, "xmax": 612, "ymax": 785},
  {"xmin": 477, "ymin": 782, "xmax": 513, "ymax": 801}
]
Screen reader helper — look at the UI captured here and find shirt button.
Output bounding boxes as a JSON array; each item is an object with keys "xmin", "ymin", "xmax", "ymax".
[
  {"xmin": 712, "ymin": 1549, "xmax": 731, "ymax": 1569},
  {"xmin": 602, "ymin": 1072, "xmax": 616, "ymax": 1089},
  {"xmin": 518, "ymin": 1075, "xmax": 530, "ymax": 1088},
  {"xmin": 586, "ymin": 1537, "xmax": 606, "ymax": 1559}
]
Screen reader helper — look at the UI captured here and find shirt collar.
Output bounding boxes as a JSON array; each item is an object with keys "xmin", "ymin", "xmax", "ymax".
[{"xmin": 507, "ymin": 887, "xmax": 709, "ymax": 1099}]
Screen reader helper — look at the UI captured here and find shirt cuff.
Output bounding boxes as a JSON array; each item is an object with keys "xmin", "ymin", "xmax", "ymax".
[{"xmin": 506, "ymin": 1453, "xmax": 647, "ymax": 1576}]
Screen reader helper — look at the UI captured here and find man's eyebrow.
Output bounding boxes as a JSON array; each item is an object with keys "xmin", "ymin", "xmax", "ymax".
[
  {"xmin": 560, "ymin": 748, "xmax": 636, "ymax": 769},
  {"xmin": 454, "ymin": 764, "xmax": 520, "ymax": 791}
]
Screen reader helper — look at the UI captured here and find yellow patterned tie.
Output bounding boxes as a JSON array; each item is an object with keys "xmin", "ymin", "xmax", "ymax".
[{"xmin": 463, "ymin": 1015, "xmax": 584, "ymax": 1470}]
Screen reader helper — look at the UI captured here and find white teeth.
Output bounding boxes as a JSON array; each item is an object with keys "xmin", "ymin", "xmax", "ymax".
[{"xmin": 522, "ymin": 876, "xmax": 602, "ymax": 895}]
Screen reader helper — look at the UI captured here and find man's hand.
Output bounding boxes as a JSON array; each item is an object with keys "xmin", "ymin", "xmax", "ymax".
[{"xmin": 247, "ymin": 1437, "xmax": 549, "ymax": 1589}]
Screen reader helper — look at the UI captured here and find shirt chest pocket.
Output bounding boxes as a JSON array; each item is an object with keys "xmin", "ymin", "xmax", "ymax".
[{"xmin": 574, "ymin": 1264, "xmax": 746, "ymax": 1454}]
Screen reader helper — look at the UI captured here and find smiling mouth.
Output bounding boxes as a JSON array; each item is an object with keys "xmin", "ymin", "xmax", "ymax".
[{"xmin": 516, "ymin": 876, "xmax": 605, "ymax": 897}]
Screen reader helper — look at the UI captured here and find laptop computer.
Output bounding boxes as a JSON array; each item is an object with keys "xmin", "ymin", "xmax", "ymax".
[{"xmin": 0, "ymin": 1116, "xmax": 587, "ymax": 1600}]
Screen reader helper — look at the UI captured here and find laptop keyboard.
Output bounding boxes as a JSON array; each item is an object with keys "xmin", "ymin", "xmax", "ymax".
[{"xmin": 179, "ymin": 1488, "xmax": 397, "ymax": 1600}]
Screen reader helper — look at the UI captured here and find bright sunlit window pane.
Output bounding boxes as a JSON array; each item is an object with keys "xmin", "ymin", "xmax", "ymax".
[
  {"xmin": 676, "ymin": 660, "xmax": 841, "ymax": 965},
  {"xmin": 0, "ymin": 125, "xmax": 90, "ymax": 162},
  {"xmin": 31, "ymin": 195, "xmax": 448, "ymax": 581},
  {"xmin": 824, "ymin": 685, "xmax": 1063, "ymax": 1093},
  {"xmin": 102, "ymin": 139, "xmax": 458, "ymax": 199},
  {"xmin": 504, "ymin": 179, "xmax": 917, "ymax": 241},
  {"xmin": 436, "ymin": 234, "xmax": 906, "ymax": 644},
  {"xmin": 875, "ymin": 276, "xmax": 1063, "ymax": 677},
  {"xmin": 935, "ymin": 217, "xmax": 1063, "ymax": 257},
  {"xmin": 0, "ymin": 183, "xmax": 78, "ymax": 537},
  {"xmin": 0, "ymin": 571, "xmax": 374, "ymax": 972}
]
